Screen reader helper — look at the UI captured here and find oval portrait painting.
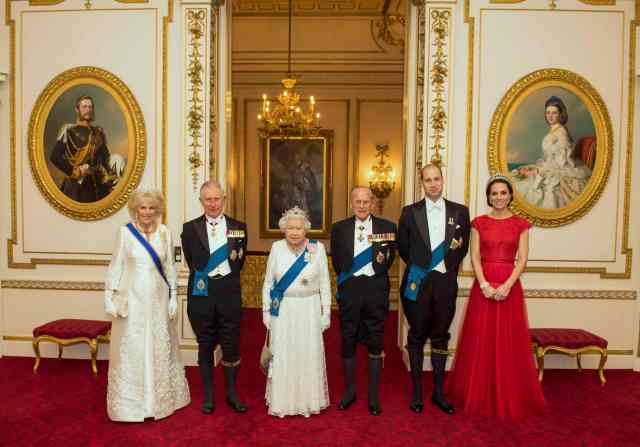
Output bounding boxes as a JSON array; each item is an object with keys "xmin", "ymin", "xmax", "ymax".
[
  {"xmin": 29, "ymin": 66, "xmax": 146, "ymax": 220},
  {"xmin": 487, "ymin": 69, "xmax": 613, "ymax": 227}
]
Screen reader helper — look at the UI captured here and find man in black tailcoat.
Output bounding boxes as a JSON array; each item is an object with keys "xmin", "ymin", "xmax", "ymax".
[
  {"xmin": 331, "ymin": 186, "xmax": 397, "ymax": 416},
  {"xmin": 397, "ymin": 164, "xmax": 470, "ymax": 414}
]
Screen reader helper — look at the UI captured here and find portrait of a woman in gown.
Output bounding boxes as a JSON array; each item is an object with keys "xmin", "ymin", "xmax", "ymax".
[
  {"xmin": 104, "ymin": 189, "xmax": 190, "ymax": 422},
  {"xmin": 261, "ymin": 206, "xmax": 331, "ymax": 418},
  {"xmin": 512, "ymin": 96, "xmax": 593, "ymax": 209}
]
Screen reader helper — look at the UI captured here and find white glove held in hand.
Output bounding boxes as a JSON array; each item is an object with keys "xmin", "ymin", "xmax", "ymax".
[
  {"xmin": 168, "ymin": 291, "xmax": 178, "ymax": 320},
  {"xmin": 104, "ymin": 290, "xmax": 117, "ymax": 318},
  {"xmin": 321, "ymin": 312, "xmax": 330, "ymax": 332},
  {"xmin": 263, "ymin": 311, "xmax": 271, "ymax": 330}
]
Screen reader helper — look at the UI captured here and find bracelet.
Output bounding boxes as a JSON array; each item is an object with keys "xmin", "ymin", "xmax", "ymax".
[{"xmin": 479, "ymin": 282, "xmax": 490, "ymax": 290}]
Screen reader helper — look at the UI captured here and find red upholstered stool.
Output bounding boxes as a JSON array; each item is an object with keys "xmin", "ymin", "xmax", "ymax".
[
  {"xmin": 32, "ymin": 319, "xmax": 111, "ymax": 375},
  {"xmin": 530, "ymin": 328, "xmax": 608, "ymax": 385}
]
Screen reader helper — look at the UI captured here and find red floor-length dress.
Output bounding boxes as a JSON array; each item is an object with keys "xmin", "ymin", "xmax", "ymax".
[{"xmin": 446, "ymin": 214, "xmax": 545, "ymax": 420}]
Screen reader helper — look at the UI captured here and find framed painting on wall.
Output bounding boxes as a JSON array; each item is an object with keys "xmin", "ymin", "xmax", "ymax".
[
  {"xmin": 260, "ymin": 130, "xmax": 333, "ymax": 239},
  {"xmin": 487, "ymin": 69, "xmax": 613, "ymax": 227},
  {"xmin": 28, "ymin": 66, "xmax": 146, "ymax": 220}
]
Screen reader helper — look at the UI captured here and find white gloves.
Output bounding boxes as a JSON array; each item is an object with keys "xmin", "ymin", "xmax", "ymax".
[
  {"xmin": 104, "ymin": 290, "xmax": 117, "ymax": 318},
  {"xmin": 263, "ymin": 310, "xmax": 271, "ymax": 330},
  {"xmin": 168, "ymin": 290, "xmax": 177, "ymax": 320},
  {"xmin": 321, "ymin": 310, "xmax": 330, "ymax": 332}
]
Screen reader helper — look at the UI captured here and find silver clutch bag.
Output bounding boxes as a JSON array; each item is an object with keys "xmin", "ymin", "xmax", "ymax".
[{"xmin": 259, "ymin": 331, "xmax": 272, "ymax": 376}]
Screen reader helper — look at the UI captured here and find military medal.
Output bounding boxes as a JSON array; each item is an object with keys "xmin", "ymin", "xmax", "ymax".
[
  {"xmin": 197, "ymin": 279, "xmax": 206, "ymax": 290},
  {"xmin": 357, "ymin": 225, "xmax": 365, "ymax": 242},
  {"xmin": 376, "ymin": 251, "xmax": 385, "ymax": 264},
  {"xmin": 410, "ymin": 282, "xmax": 417, "ymax": 291},
  {"xmin": 230, "ymin": 249, "xmax": 238, "ymax": 261},
  {"xmin": 271, "ymin": 298, "xmax": 280, "ymax": 309}
]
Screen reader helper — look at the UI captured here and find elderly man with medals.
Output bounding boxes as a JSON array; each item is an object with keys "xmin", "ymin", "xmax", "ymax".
[
  {"xmin": 330, "ymin": 186, "xmax": 397, "ymax": 416},
  {"xmin": 262, "ymin": 207, "xmax": 332, "ymax": 417},
  {"xmin": 398, "ymin": 164, "xmax": 470, "ymax": 414},
  {"xmin": 181, "ymin": 181, "xmax": 247, "ymax": 414}
]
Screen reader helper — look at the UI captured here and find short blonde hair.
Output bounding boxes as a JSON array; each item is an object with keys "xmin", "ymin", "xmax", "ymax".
[
  {"xmin": 278, "ymin": 206, "xmax": 311, "ymax": 231},
  {"xmin": 127, "ymin": 188, "xmax": 165, "ymax": 222}
]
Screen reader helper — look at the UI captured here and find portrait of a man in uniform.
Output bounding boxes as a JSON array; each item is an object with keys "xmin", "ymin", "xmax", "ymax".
[{"xmin": 48, "ymin": 95, "xmax": 124, "ymax": 203}]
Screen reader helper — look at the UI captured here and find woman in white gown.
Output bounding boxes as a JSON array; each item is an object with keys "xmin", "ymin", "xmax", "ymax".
[
  {"xmin": 104, "ymin": 189, "xmax": 190, "ymax": 422},
  {"xmin": 262, "ymin": 207, "xmax": 331, "ymax": 417},
  {"xmin": 513, "ymin": 96, "xmax": 592, "ymax": 209}
]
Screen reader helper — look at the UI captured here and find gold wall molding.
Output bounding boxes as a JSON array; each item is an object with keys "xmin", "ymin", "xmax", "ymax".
[
  {"xmin": 426, "ymin": 8, "xmax": 451, "ymax": 168},
  {"xmin": 461, "ymin": 0, "xmax": 634, "ymax": 278},
  {"xmin": 186, "ymin": 8, "xmax": 206, "ymax": 190},
  {"xmin": 3, "ymin": 276, "xmax": 633, "ymax": 300},
  {"xmin": 233, "ymin": 0, "xmax": 390, "ymax": 16},
  {"xmin": 413, "ymin": 2, "xmax": 426, "ymax": 201},
  {"xmin": 209, "ymin": 5, "xmax": 219, "ymax": 179},
  {"xmin": 6, "ymin": 0, "xmax": 172, "ymax": 267}
]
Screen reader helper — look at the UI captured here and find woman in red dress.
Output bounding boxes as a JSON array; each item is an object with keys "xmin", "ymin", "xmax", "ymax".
[{"xmin": 446, "ymin": 174, "xmax": 545, "ymax": 420}]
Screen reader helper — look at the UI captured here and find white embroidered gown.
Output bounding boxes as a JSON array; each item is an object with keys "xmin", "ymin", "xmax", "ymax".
[
  {"xmin": 262, "ymin": 239, "xmax": 331, "ymax": 417},
  {"xmin": 106, "ymin": 224, "xmax": 190, "ymax": 422}
]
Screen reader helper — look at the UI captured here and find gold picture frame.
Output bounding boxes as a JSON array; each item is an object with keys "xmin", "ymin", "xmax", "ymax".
[
  {"xmin": 28, "ymin": 66, "xmax": 146, "ymax": 221},
  {"xmin": 260, "ymin": 130, "xmax": 334, "ymax": 239},
  {"xmin": 487, "ymin": 69, "xmax": 613, "ymax": 227}
]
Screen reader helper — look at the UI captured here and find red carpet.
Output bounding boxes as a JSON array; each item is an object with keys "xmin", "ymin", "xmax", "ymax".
[{"xmin": 1, "ymin": 310, "xmax": 639, "ymax": 446}]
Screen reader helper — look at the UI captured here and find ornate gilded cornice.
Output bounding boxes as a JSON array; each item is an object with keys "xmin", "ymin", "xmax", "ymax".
[{"xmin": 234, "ymin": 0, "xmax": 390, "ymax": 16}]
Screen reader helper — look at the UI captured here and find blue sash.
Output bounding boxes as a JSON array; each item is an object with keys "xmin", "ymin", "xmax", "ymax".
[
  {"xmin": 125, "ymin": 223, "xmax": 169, "ymax": 288},
  {"xmin": 269, "ymin": 241, "xmax": 315, "ymax": 317},
  {"xmin": 335, "ymin": 246, "xmax": 373, "ymax": 300},
  {"xmin": 191, "ymin": 243, "xmax": 229, "ymax": 296},
  {"xmin": 403, "ymin": 241, "xmax": 446, "ymax": 301}
]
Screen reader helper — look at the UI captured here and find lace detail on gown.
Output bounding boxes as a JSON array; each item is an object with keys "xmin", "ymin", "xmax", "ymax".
[{"xmin": 106, "ymin": 225, "xmax": 190, "ymax": 422}]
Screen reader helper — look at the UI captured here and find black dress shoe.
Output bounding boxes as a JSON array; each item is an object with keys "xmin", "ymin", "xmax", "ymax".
[
  {"xmin": 409, "ymin": 400, "xmax": 424, "ymax": 413},
  {"xmin": 201, "ymin": 402, "xmax": 215, "ymax": 414},
  {"xmin": 431, "ymin": 395, "xmax": 455, "ymax": 414},
  {"xmin": 337, "ymin": 394, "xmax": 357, "ymax": 410},
  {"xmin": 226, "ymin": 398, "xmax": 247, "ymax": 413},
  {"xmin": 368, "ymin": 403, "xmax": 382, "ymax": 416}
]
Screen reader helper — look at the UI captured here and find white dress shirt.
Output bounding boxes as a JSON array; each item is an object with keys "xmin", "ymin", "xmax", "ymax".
[
  {"xmin": 353, "ymin": 215, "xmax": 375, "ymax": 277},
  {"xmin": 206, "ymin": 214, "xmax": 231, "ymax": 277},
  {"xmin": 425, "ymin": 197, "xmax": 446, "ymax": 273}
]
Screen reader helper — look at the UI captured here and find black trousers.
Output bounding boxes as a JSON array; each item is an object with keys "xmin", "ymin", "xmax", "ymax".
[
  {"xmin": 338, "ymin": 275, "xmax": 390, "ymax": 358},
  {"xmin": 187, "ymin": 275, "xmax": 242, "ymax": 363},
  {"xmin": 402, "ymin": 270, "xmax": 458, "ymax": 354}
]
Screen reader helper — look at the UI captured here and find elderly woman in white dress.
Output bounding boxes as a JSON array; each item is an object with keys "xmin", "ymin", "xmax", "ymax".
[
  {"xmin": 513, "ymin": 96, "xmax": 592, "ymax": 209},
  {"xmin": 104, "ymin": 189, "xmax": 190, "ymax": 422},
  {"xmin": 262, "ymin": 207, "xmax": 332, "ymax": 417}
]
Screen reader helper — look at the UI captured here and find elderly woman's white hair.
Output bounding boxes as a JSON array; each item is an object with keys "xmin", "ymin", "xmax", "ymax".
[
  {"xmin": 278, "ymin": 206, "xmax": 312, "ymax": 231},
  {"xmin": 127, "ymin": 188, "xmax": 165, "ymax": 221}
]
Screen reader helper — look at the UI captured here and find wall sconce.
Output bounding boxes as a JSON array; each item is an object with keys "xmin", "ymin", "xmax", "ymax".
[{"xmin": 367, "ymin": 143, "xmax": 396, "ymax": 214}]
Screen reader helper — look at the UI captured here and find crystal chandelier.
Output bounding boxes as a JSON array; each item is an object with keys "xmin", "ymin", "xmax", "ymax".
[{"xmin": 257, "ymin": 0, "xmax": 321, "ymax": 138}]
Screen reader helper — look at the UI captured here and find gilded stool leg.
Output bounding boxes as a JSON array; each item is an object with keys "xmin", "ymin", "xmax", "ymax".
[
  {"xmin": 32, "ymin": 337, "xmax": 42, "ymax": 373},
  {"xmin": 89, "ymin": 339, "xmax": 98, "ymax": 376},
  {"xmin": 536, "ymin": 347, "xmax": 545, "ymax": 382},
  {"xmin": 597, "ymin": 349, "xmax": 607, "ymax": 386},
  {"xmin": 576, "ymin": 353, "xmax": 582, "ymax": 372}
]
